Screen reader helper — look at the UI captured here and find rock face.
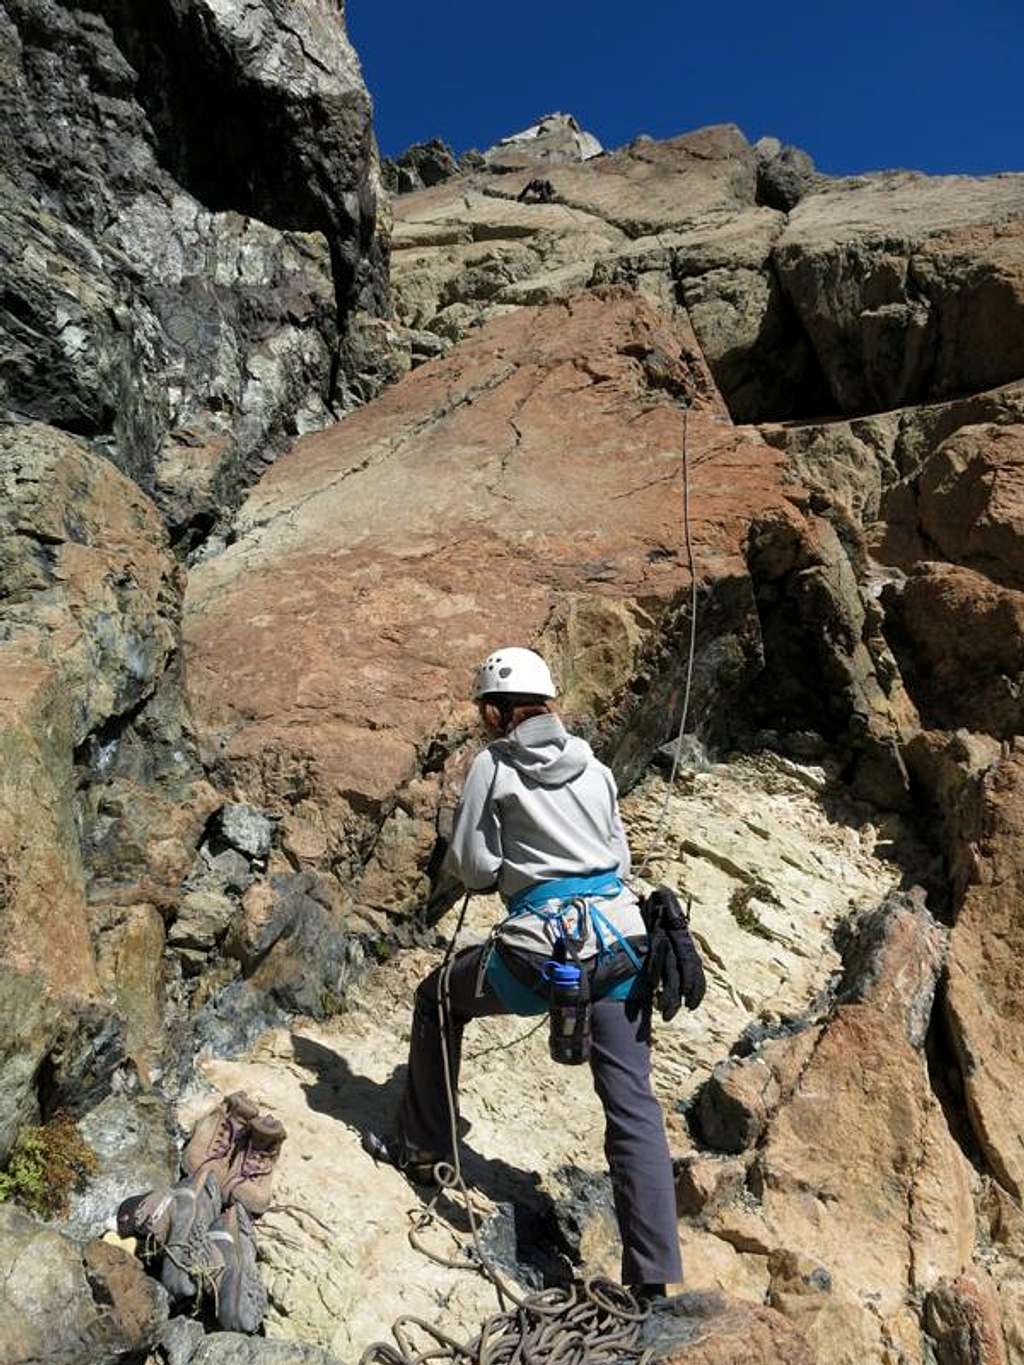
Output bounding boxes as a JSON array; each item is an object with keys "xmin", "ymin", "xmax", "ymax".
[
  {"xmin": 0, "ymin": 0, "xmax": 386, "ymax": 538},
  {"xmin": 184, "ymin": 289, "xmax": 794, "ymax": 909},
  {"xmin": 389, "ymin": 130, "xmax": 1024, "ymax": 428},
  {"xmin": 774, "ymin": 173, "xmax": 1024, "ymax": 413},
  {"xmin": 684, "ymin": 897, "xmax": 974, "ymax": 1364},
  {"xmin": 0, "ymin": 422, "xmax": 213, "ymax": 1152},
  {"xmin": 388, "ymin": 123, "xmax": 829, "ymax": 424},
  {"xmin": 944, "ymin": 742, "xmax": 1024, "ymax": 1201}
]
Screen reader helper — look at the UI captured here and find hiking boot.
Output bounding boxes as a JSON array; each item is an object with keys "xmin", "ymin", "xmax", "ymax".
[
  {"xmin": 222, "ymin": 1113, "xmax": 286, "ymax": 1215},
  {"xmin": 183, "ymin": 1090, "xmax": 259, "ymax": 1187},
  {"xmin": 159, "ymin": 1170, "xmax": 224, "ymax": 1301},
  {"xmin": 117, "ymin": 1188, "xmax": 178, "ymax": 1244},
  {"xmin": 208, "ymin": 1202, "xmax": 268, "ymax": 1333}
]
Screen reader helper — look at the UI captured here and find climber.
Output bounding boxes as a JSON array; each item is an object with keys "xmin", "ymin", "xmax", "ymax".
[
  {"xmin": 517, "ymin": 177, "xmax": 556, "ymax": 204},
  {"xmin": 370, "ymin": 646, "xmax": 706, "ymax": 1299}
]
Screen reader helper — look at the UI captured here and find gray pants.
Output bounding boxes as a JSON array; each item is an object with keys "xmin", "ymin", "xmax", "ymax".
[{"xmin": 398, "ymin": 946, "xmax": 683, "ymax": 1287}]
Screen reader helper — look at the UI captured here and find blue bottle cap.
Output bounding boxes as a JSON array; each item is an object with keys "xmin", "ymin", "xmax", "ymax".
[{"xmin": 542, "ymin": 960, "xmax": 581, "ymax": 986}]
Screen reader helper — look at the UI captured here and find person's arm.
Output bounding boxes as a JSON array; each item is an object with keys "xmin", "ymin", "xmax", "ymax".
[
  {"xmin": 602, "ymin": 765, "xmax": 632, "ymax": 878},
  {"xmin": 444, "ymin": 750, "xmax": 503, "ymax": 890}
]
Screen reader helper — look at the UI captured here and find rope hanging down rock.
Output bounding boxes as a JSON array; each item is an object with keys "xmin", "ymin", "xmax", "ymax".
[{"xmin": 636, "ymin": 401, "xmax": 697, "ymax": 882}]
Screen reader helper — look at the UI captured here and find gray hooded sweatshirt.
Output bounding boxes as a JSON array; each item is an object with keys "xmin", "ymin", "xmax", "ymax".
[{"xmin": 446, "ymin": 714, "xmax": 645, "ymax": 956}]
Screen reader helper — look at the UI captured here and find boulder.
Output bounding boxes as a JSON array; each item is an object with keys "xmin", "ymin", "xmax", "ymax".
[
  {"xmin": 643, "ymin": 1292, "xmax": 815, "ymax": 1364},
  {"xmin": 675, "ymin": 1155, "xmax": 748, "ymax": 1218},
  {"xmin": 0, "ymin": 1204, "xmax": 167, "ymax": 1365},
  {"xmin": 215, "ymin": 804, "xmax": 275, "ymax": 861},
  {"xmin": 835, "ymin": 888, "xmax": 947, "ymax": 1046},
  {"xmin": 754, "ymin": 137, "xmax": 822, "ymax": 212},
  {"xmin": 63, "ymin": 1092, "xmax": 177, "ymax": 1242},
  {"xmin": 885, "ymin": 563, "xmax": 1024, "ymax": 738},
  {"xmin": 773, "ymin": 172, "xmax": 1024, "ymax": 413},
  {"xmin": 482, "ymin": 113, "xmax": 603, "ymax": 170},
  {"xmin": 167, "ymin": 890, "xmax": 237, "ymax": 953},
  {"xmin": 243, "ymin": 873, "xmax": 365, "ymax": 1018},
  {"xmin": 384, "ymin": 138, "xmax": 461, "ymax": 195},
  {"xmin": 696, "ymin": 1028, "xmax": 820, "ymax": 1154}
]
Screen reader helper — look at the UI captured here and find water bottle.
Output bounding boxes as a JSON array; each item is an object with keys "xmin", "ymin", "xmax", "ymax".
[{"xmin": 543, "ymin": 960, "xmax": 592, "ymax": 1066}]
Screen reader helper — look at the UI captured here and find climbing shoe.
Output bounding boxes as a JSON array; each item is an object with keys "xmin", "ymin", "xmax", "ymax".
[
  {"xmin": 630, "ymin": 1283, "xmax": 667, "ymax": 1308},
  {"xmin": 208, "ymin": 1202, "xmax": 268, "ymax": 1333},
  {"xmin": 159, "ymin": 1170, "xmax": 224, "ymax": 1302},
  {"xmin": 183, "ymin": 1090, "xmax": 259, "ymax": 1187},
  {"xmin": 222, "ymin": 1113, "xmax": 286, "ymax": 1215},
  {"xmin": 362, "ymin": 1130, "xmax": 446, "ymax": 1185}
]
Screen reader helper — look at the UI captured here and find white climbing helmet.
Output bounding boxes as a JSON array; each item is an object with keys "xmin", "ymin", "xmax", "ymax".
[{"xmin": 472, "ymin": 647, "xmax": 557, "ymax": 700}]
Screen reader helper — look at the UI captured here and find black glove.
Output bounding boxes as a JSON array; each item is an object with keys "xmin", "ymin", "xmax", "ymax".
[{"xmin": 636, "ymin": 886, "xmax": 706, "ymax": 1021}]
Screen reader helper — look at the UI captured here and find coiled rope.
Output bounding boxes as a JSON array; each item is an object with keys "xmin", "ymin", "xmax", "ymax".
[{"xmin": 359, "ymin": 1276, "xmax": 653, "ymax": 1365}]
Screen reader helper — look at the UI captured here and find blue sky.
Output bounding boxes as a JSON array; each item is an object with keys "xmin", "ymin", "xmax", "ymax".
[{"xmin": 348, "ymin": 0, "xmax": 1020, "ymax": 176}]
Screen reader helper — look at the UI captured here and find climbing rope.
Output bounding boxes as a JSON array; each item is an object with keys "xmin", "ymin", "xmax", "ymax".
[
  {"xmin": 635, "ymin": 401, "xmax": 698, "ymax": 881},
  {"xmin": 359, "ymin": 1276, "xmax": 653, "ymax": 1365}
]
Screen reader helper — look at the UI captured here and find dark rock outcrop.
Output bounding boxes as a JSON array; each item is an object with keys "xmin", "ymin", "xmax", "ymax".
[
  {"xmin": 753, "ymin": 137, "xmax": 822, "ymax": 212},
  {"xmin": 383, "ymin": 138, "xmax": 461, "ymax": 195},
  {"xmin": 0, "ymin": 0, "xmax": 387, "ymax": 539}
]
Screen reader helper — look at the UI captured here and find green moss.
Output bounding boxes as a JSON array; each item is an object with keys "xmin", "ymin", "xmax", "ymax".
[
  {"xmin": 369, "ymin": 938, "xmax": 392, "ymax": 963},
  {"xmin": 0, "ymin": 1113, "xmax": 98, "ymax": 1219}
]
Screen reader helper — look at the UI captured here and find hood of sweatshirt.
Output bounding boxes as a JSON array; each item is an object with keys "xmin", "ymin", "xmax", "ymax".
[{"xmin": 495, "ymin": 713, "xmax": 592, "ymax": 787}]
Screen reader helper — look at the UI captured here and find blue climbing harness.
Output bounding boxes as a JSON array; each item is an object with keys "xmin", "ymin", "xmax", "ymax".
[{"xmin": 485, "ymin": 871, "xmax": 644, "ymax": 1015}]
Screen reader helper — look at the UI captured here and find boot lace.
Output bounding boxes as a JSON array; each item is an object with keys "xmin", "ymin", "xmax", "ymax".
[{"xmin": 193, "ymin": 1116, "xmax": 244, "ymax": 1173}]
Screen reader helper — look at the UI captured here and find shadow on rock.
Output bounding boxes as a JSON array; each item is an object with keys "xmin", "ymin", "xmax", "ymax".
[{"xmin": 290, "ymin": 1032, "xmax": 572, "ymax": 1286}]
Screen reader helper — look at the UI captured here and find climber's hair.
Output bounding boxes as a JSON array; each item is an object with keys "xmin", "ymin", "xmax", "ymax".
[{"xmin": 478, "ymin": 693, "xmax": 554, "ymax": 737}]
